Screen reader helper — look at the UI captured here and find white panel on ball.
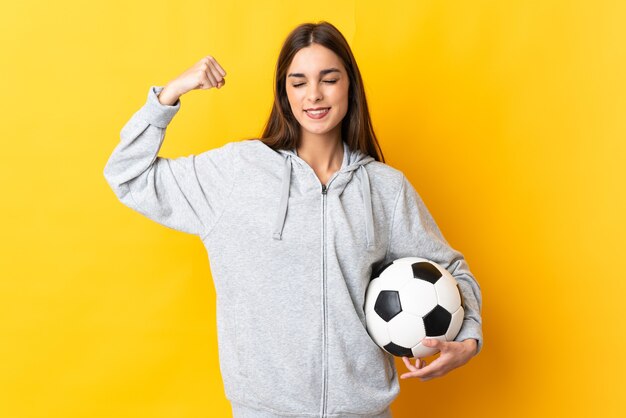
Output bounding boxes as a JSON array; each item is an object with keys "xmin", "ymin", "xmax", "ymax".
[
  {"xmin": 434, "ymin": 274, "xmax": 462, "ymax": 312},
  {"xmin": 365, "ymin": 310, "xmax": 392, "ymax": 347},
  {"xmin": 387, "ymin": 312, "xmax": 425, "ymax": 348},
  {"xmin": 398, "ymin": 280, "xmax": 438, "ymax": 317},
  {"xmin": 364, "ymin": 277, "xmax": 383, "ymax": 314},
  {"xmin": 378, "ymin": 262, "xmax": 413, "ymax": 291},
  {"xmin": 445, "ymin": 306, "xmax": 465, "ymax": 341}
]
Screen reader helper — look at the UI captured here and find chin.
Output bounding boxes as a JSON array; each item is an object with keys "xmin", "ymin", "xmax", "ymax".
[{"xmin": 305, "ymin": 127, "xmax": 337, "ymax": 136}]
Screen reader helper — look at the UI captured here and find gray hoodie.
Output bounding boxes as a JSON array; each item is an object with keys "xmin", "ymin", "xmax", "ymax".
[{"xmin": 103, "ymin": 86, "xmax": 483, "ymax": 418}]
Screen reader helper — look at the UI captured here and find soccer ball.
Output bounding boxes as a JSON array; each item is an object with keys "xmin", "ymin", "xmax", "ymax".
[{"xmin": 364, "ymin": 257, "xmax": 465, "ymax": 358}]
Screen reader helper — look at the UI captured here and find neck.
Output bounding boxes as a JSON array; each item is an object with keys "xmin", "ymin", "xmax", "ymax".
[{"xmin": 296, "ymin": 127, "xmax": 344, "ymax": 173}]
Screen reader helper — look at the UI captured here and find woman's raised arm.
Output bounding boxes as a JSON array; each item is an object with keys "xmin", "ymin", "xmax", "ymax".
[{"xmin": 103, "ymin": 56, "xmax": 237, "ymax": 238}]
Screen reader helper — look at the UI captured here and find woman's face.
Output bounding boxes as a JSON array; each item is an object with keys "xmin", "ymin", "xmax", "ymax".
[{"xmin": 285, "ymin": 43, "xmax": 350, "ymax": 139}]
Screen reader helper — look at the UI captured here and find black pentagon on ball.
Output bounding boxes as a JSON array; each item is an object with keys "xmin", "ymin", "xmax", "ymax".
[
  {"xmin": 411, "ymin": 261, "xmax": 442, "ymax": 284},
  {"xmin": 423, "ymin": 305, "xmax": 452, "ymax": 336},
  {"xmin": 384, "ymin": 341, "xmax": 413, "ymax": 357},
  {"xmin": 374, "ymin": 290, "xmax": 402, "ymax": 322}
]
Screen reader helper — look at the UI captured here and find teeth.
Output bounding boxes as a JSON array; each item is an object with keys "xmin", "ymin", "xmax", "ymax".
[{"xmin": 307, "ymin": 108, "xmax": 329, "ymax": 115}]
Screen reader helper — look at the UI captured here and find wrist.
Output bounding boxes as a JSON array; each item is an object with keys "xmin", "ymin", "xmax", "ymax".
[
  {"xmin": 158, "ymin": 82, "xmax": 183, "ymax": 106},
  {"xmin": 463, "ymin": 338, "xmax": 478, "ymax": 355}
]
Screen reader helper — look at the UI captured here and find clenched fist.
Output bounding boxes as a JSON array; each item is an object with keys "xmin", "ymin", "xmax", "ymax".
[{"xmin": 158, "ymin": 55, "xmax": 227, "ymax": 105}]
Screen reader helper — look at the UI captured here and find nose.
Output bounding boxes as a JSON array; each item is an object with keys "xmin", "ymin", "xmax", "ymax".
[{"xmin": 307, "ymin": 83, "xmax": 323, "ymax": 103}]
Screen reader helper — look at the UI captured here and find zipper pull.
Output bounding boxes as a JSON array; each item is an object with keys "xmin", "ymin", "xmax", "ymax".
[{"xmin": 321, "ymin": 184, "xmax": 327, "ymax": 194}]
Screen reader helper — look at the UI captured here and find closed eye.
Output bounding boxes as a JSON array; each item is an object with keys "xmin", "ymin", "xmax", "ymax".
[{"xmin": 292, "ymin": 79, "xmax": 338, "ymax": 87}]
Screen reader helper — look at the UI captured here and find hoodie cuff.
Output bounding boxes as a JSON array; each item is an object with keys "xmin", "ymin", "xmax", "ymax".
[
  {"xmin": 454, "ymin": 319, "xmax": 483, "ymax": 356},
  {"xmin": 134, "ymin": 85, "xmax": 181, "ymax": 128}
]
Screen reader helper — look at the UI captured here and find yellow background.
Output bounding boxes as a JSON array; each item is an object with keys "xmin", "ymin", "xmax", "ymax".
[{"xmin": 1, "ymin": 1, "xmax": 624, "ymax": 417}]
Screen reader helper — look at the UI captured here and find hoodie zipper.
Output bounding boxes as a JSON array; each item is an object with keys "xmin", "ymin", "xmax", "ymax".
[
  {"xmin": 321, "ymin": 182, "xmax": 328, "ymax": 418},
  {"xmin": 319, "ymin": 173, "xmax": 344, "ymax": 417}
]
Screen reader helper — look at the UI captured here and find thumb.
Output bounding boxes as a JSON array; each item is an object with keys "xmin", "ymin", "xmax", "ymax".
[{"xmin": 423, "ymin": 338, "xmax": 442, "ymax": 349}]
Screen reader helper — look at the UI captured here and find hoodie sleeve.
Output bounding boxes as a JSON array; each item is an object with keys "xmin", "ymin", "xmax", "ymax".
[
  {"xmin": 386, "ymin": 174, "xmax": 484, "ymax": 355},
  {"xmin": 103, "ymin": 85, "xmax": 237, "ymax": 238}
]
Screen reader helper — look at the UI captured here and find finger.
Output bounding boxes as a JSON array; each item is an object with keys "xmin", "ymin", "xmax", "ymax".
[
  {"xmin": 401, "ymin": 356, "xmax": 419, "ymax": 372},
  {"xmin": 207, "ymin": 61, "xmax": 225, "ymax": 86},
  {"xmin": 401, "ymin": 370, "xmax": 438, "ymax": 380},
  {"xmin": 200, "ymin": 71, "xmax": 215, "ymax": 89},
  {"xmin": 419, "ymin": 369, "xmax": 444, "ymax": 381},
  {"xmin": 203, "ymin": 65, "xmax": 218, "ymax": 87},
  {"xmin": 400, "ymin": 356, "xmax": 428, "ymax": 379},
  {"xmin": 422, "ymin": 338, "xmax": 446, "ymax": 351},
  {"xmin": 209, "ymin": 56, "xmax": 227, "ymax": 76},
  {"xmin": 410, "ymin": 356, "xmax": 446, "ymax": 378},
  {"xmin": 414, "ymin": 358, "xmax": 426, "ymax": 368}
]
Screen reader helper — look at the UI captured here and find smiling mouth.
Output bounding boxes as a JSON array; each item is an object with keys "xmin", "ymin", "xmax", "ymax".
[{"xmin": 304, "ymin": 108, "xmax": 330, "ymax": 115}]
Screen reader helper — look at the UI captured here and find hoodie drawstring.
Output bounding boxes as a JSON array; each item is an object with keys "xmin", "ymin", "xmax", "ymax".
[
  {"xmin": 358, "ymin": 165, "xmax": 375, "ymax": 249},
  {"xmin": 272, "ymin": 154, "xmax": 292, "ymax": 240},
  {"xmin": 272, "ymin": 154, "xmax": 375, "ymax": 249}
]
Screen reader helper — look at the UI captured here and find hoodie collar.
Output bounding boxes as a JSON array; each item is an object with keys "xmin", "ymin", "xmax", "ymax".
[{"xmin": 273, "ymin": 141, "xmax": 376, "ymax": 249}]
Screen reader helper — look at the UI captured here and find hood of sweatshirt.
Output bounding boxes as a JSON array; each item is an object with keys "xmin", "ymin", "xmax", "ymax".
[{"xmin": 274, "ymin": 141, "xmax": 376, "ymax": 248}]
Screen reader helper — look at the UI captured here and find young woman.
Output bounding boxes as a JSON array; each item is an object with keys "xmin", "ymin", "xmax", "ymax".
[{"xmin": 104, "ymin": 21, "xmax": 482, "ymax": 418}]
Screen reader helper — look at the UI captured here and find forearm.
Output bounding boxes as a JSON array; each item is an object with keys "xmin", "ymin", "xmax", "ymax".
[{"xmin": 157, "ymin": 82, "xmax": 183, "ymax": 106}]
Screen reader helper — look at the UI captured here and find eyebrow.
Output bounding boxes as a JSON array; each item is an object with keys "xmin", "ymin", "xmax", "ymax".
[{"xmin": 287, "ymin": 68, "xmax": 341, "ymax": 78}]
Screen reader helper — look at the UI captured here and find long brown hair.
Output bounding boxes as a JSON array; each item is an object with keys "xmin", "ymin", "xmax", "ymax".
[{"xmin": 259, "ymin": 21, "xmax": 385, "ymax": 163}]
